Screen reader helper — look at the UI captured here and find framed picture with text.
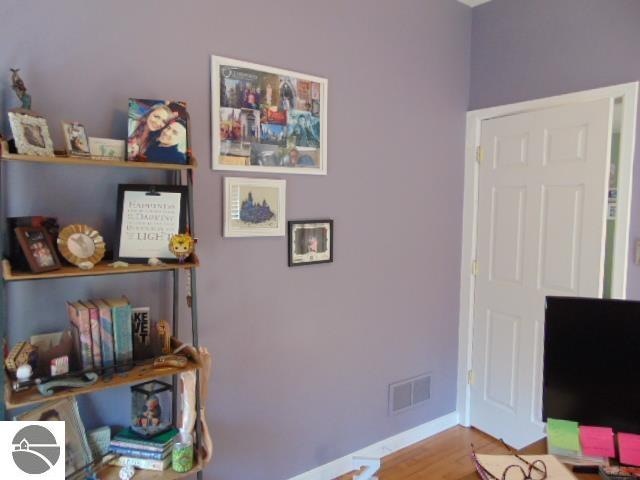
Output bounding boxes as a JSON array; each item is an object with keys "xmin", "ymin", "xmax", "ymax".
[
  {"xmin": 212, "ymin": 55, "xmax": 328, "ymax": 175},
  {"xmin": 115, "ymin": 184, "xmax": 188, "ymax": 263}
]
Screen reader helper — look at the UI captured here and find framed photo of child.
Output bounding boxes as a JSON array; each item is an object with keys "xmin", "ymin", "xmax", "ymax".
[
  {"xmin": 14, "ymin": 226, "xmax": 62, "ymax": 273},
  {"xmin": 288, "ymin": 220, "xmax": 333, "ymax": 266},
  {"xmin": 61, "ymin": 121, "xmax": 91, "ymax": 157},
  {"xmin": 8, "ymin": 110, "xmax": 55, "ymax": 156},
  {"xmin": 127, "ymin": 99, "xmax": 190, "ymax": 165}
]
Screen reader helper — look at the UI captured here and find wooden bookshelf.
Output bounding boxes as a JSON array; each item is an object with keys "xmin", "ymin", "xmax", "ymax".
[
  {"xmin": 0, "ymin": 142, "xmax": 197, "ymax": 171},
  {"xmin": 97, "ymin": 453, "xmax": 206, "ymax": 479},
  {"xmin": 2, "ymin": 256, "xmax": 199, "ymax": 281},
  {"xmin": 6, "ymin": 357, "xmax": 201, "ymax": 409}
]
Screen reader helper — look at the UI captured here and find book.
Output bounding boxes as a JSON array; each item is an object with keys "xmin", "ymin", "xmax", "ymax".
[
  {"xmin": 110, "ymin": 455, "xmax": 172, "ymax": 471},
  {"xmin": 109, "ymin": 445, "xmax": 170, "ymax": 460},
  {"xmin": 105, "ymin": 297, "xmax": 132, "ymax": 369},
  {"xmin": 67, "ymin": 301, "xmax": 93, "ymax": 370},
  {"xmin": 81, "ymin": 301, "xmax": 102, "ymax": 369},
  {"xmin": 111, "ymin": 427, "xmax": 178, "ymax": 451},
  {"xmin": 473, "ymin": 454, "xmax": 577, "ymax": 479},
  {"xmin": 93, "ymin": 299, "xmax": 115, "ymax": 370},
  {"xmin": 131, "ymin": 306, "xmax": 153, "ymax": 361}
]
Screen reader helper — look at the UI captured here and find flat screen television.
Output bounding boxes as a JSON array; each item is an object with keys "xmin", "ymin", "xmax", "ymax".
[{"xmin": 543, "ymin": 296, "xmax": 640, "ymax": 433}]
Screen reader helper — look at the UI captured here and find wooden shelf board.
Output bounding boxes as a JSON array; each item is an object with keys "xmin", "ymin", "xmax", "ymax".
[
  {"xmin": 0, "ymin": 148, "xmax": 197, "ymax": 171},
  {"xmin": 97, "ymin": 454, "xmax": 206, "ymax": 479},
  {"xmin": 2, "ymin": 256, "xmax": 199, "ymax": 281},
  {"xmin": 6, "ymin": 358, "xmax": 200, "ymax": 409}
]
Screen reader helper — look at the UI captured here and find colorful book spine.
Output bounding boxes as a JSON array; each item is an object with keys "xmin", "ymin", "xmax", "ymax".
[
  {"xmin": 131, "ymin": 306, "xmax": 153, "ymax": 361},
  {"xmin": 81, "ymin": 301, "xmax": 102, "ymax": 369},
  {"xmin": 67, "ymin": 301, "xmax": 93, "ymax": 370},
  {"xmin": 94, "ymin": 299, "xmax": 115, "ymax": 370},
  {"xmin": 110, "ymin": 455, "xmax": 171, "ymax": 471},
  {"xmin": 109, "ymin": 445, "xmax": 169, "ymax": 460},
  {"xmin": 106, "ymin": 297, "xmax": 133, "ymax": 369},
  {"xmin": 109, "ymin": 440, "xmax": 167, "ymax": 452}
]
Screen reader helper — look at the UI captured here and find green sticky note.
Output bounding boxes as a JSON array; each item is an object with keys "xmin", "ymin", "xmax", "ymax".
[{"xmin": 547, "ymin": 418, "xmax": 580, "ymax": 452}]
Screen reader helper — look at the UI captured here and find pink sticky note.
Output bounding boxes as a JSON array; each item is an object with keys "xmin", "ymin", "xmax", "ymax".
[
  {"xmin": 579, "ymin": 426, "xmax": 614, "ymax": 457},
  {"xmin": 618, "ymin": 433, "xmax": 640, "ymax": 466}
]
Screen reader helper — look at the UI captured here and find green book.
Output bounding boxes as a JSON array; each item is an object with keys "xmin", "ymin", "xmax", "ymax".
[{"xmin": 113, "ymin": 427, "xmax": 179, "ymax": 447}]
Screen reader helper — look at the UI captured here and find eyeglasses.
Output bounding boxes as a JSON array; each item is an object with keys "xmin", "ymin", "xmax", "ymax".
[{"xmin": 470, "ymin": 442, "xmax": 548, "ymax": 480}]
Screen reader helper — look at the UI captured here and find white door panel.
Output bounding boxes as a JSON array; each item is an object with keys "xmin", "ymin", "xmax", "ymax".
[{"xmin": 470, "ymin": 98, "xmax": 613, "ymax": 448}]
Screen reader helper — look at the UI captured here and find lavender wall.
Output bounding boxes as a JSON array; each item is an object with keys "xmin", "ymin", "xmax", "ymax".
[
  {"xmin": 1, "ymin": 1, "xmax": 471, "ymax": 479},
  {"xmin": 470, "ymin": 0, "xmax": 640, "ymax": 297}
]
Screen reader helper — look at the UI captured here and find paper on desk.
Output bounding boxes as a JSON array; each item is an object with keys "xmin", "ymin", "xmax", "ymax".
[
  {"xmin": 474, "ymin": 454, "xmax": 577, "ymax": 479},
  {"xmin": 580, "ymin": 426, "xmax": 614, "ymax": 458},
  {"xmin": 618, "ymin": 433, "xmax": 640, "ymax": 467},
  {"xmin": 547, "ymin": 418, "xmax": 581, "ymax": 452}
]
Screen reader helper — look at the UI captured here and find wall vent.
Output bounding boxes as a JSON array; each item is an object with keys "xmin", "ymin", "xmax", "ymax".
[{"xmin": 389, "ymin": 373, "xmax": 431, "ymax": 414}]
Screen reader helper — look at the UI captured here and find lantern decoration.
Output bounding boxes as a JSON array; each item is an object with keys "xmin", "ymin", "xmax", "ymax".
[{"xmin": 130, "ymin": 380, "xmax": 172, "ymax": 438}]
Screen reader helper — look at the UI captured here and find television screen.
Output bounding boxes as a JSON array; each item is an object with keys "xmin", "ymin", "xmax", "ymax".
[{"xmin": 543, "ymin": 296, "xmax": 640, "ymax": 433}]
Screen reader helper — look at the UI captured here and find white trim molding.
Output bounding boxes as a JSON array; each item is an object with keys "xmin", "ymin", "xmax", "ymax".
[
  {"xmin": 287, "ymin": 411, "xmax": 459, "ymax": 480},
  {"xmin": 457, "ymin": 0, "xmax": 493, "ymax": 7},
  {"xmin": 456, "ymin": 82, "xmax": 639, "ymax": 427}
]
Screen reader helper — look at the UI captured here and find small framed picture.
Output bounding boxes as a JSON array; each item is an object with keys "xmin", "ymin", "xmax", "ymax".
[
  {"xmin": 288, "ymin": 220, "xmax": 333, "ymax": 266},
  {"xmin": 88, "ymin": 137, "xmax": 125, "ymax": 160},
  {"xmin": 14, "ymin": 226, "xmax": 61, "ymax": 273},
  {"xmin": 224, "ymin": 177, "xmax": 286, "ymax": 237},
  {"xmin": 127, "ymin": 98, "xmax": 190, "ymax": 164},
  {"xmin": 7, "ymin": 110, "xmax": 55, "ymax": 156},
  {"xmin": 62, "ymin": 121, "xmax": 91, "ymax": 157},
  {"xmin": 115, "ymin": 184, "xmax": 189, "ymax": 262},
  {"xmin": 17, "ymin": 397, "xmax": 93, "ymax": 477}
]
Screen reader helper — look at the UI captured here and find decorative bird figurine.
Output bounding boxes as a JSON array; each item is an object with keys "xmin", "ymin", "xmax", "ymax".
[
  {"xmin": 169, "ymin": 233, "xmax": 195, "ymax": 263},
  {"xmin": 10, "ymin": 68, "xmax": 32, "ymax": 110}
]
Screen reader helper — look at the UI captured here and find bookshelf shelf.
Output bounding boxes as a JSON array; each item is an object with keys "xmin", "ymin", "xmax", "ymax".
[
  {"xmin": 0, "ymin": 141, "xmax": 197, "ymax": 171},
  {"xmin": 2, "ymin": 256, "xmax": 199, "ymax": 281},
  {"xmin": 6, "ymin": 355, "xmax": 201, "ymax": 409},
  {"xmin": 97, "ymin": 453, "xmax": 206, "ymax": 479}
]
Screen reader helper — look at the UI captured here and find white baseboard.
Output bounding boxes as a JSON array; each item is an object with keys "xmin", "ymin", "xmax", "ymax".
[{"xmin": 287, "ymin": 411, "xmax": 460, "ymax": 480}]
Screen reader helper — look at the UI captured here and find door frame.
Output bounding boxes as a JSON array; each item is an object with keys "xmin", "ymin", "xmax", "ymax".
[{"xmin": 457, "ymin": 82, "xmax": 639, "ymax": 426}]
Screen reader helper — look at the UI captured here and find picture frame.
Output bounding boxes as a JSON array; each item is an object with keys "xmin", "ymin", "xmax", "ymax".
[
  {"xmin": 224, "ymin": 177, "xmax": 286, "ymax": 237},
  {"xmin": 14, "ymin": 226, "xmax": 61, "ymax": 273},
  {"xmin": 88, "ymin": 137, "xmax": 125, "ymax": 160},
  {"xmin": 57, "ymin": 223, "xmax": 106, "ymax": 267},
  {"xmin": 115, "ymin": 184, "xmax": 188, "ymax": 262},
  {"xmin": 61, "ymin": 121, "xmax": 91, "ymax": 157},
  {"xmin": 7, "ymin": 109, "xmax": 55, "ymax": 156},
  {"xmin": 17, "ymin": 397, "xmax": 93, "ymax": 477},
  {"xmin": 127, "ymin": 98, "xmax": 190, "ymax": 165},
  {"xmin": 212, "ymin": 55, "xmax": 328, "ymax": 175},
  {"xmin": 288, "ymin": 220, "xmax": 333, "ymax": 266}
]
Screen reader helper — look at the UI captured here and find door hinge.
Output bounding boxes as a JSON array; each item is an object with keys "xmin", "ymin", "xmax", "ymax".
[
  {"xmin": 468, "ymin": 369, "xmax": 474, "ymax": 385},
  {"xmin": 476, "ymin": 146, "xmax": 483, "ymax": 164},
  {"xmin": 471, "ymin": 259, "xmax": 479, "ymax": 276}
]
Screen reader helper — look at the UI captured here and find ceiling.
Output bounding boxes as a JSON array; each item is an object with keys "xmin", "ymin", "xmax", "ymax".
[{"xmin": 457, "ymin": 0, "xmax": 493, "ymax": 7}]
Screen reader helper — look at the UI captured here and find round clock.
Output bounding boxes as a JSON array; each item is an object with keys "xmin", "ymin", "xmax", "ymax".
[{"xmin": 57, "ymin": 224, "xmax": 106, "ymax": 269}]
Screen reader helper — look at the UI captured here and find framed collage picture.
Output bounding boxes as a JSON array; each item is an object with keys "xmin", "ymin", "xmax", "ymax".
[{"xmin": 211, "ymin": 55, "xmax": 328, "ymax": 175}]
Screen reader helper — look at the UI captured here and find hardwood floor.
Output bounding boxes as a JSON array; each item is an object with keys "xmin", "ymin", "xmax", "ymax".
[{"xmin": 334, "ymin": 425, "xmax": 599, "ymax": 479}]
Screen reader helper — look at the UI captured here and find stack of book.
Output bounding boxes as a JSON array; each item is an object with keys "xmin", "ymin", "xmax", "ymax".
[
  {"xmin": 67, "ymin": 297, "xmax": 152, "ymax": 372},
  {"xmin": 109, "ymin": 427, "xmax": 178, "ymax": 471}
]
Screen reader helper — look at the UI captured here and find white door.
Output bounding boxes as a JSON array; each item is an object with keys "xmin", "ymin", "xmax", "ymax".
[{"xmin": 470, "ymin": 98, "xmax": 614, "ymax": 448}]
